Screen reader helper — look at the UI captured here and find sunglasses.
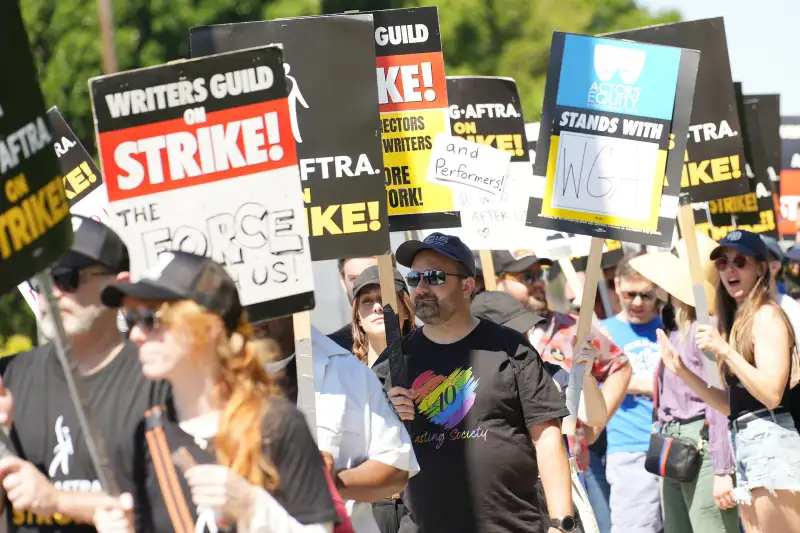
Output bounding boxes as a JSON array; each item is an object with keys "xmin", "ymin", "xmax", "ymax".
[
  {"xmin": 501, "ymin": 268, "xmax": 547, "ymax": 285},
  {"xmin": 621, "ymin": 291, "xmax": 655, "ymax": 301},
  {"xmin": 30, "ymin": 267, "xmax": 115, "ymax": 294},
  {"xmin": 123, "ymin": 308, "xmax": 162, "ymax": 331},
  {"xmin": 406, "ymin": 269, "xmax": 464, "ymax": 288},
  {"xmin": 714, "ymin": 254, "xmax": 748, "ymax": 271}
]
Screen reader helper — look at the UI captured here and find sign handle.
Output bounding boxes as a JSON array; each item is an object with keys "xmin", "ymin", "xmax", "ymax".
[
  {"xmin": 563, "ymin": 238, "xmax": 603, "ymax": 436},
  {"xmin": 558, "ymin": 257, "xmax": 584, "ymax": 303},
  {"xmin": 378, "ymin": 254, "xmax": 399, "ymax": 311},
  {"xmin": 292, "ymin": 311, "xmax": 317, "ymax": 438},
  {"xmin": 479, "ymin": 250, "xmax": 497, "ymax": 291},
  {"xmin": 35, "ymin": 271, "xmax": 119, "ymax": 495},
  {"xmin": 677, "ymin": 201, "xmax": 723, "ymax": 389}
]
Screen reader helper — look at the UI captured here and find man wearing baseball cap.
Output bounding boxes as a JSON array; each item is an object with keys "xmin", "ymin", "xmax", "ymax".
[
  {"xmin": 0, "ymin": 215, "xmax": 170, "ymax": 533},
  {"xmin": 383, "ymin": 232, "xmax": 576, "ymax": 533}
]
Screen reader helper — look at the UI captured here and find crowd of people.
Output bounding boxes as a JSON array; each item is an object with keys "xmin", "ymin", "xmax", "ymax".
[{"xmin": 0, "ymin": 215, "xmax": 798, "ymax": 533}]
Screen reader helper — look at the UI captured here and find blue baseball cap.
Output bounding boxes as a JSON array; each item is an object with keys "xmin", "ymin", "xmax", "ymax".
[
  {"xmin": 710, "ymin": 230, "xmax": 769, "ymax": 260},
  {"xmin": 396, "ymin": 232, "xmax": 477, "ymax": 277},
  {"xmin": 787, "ymin": 245, "xmax": 800, "ymax": 263}
]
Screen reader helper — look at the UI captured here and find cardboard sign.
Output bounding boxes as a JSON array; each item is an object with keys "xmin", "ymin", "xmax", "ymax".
[
  {"xmin": 699, "ymin": 89, "xmax": 779, "ymax": 239},
  {"xmin": 367, "ymin": 7, "xmax": 456, "ymax": 231},
  {"xmin": 441, "ymin": 77, "xmax": 551, "ymax": 251},
  {"xmin": 606, "ymin": 19, "xmax": 748, "ymax": 204},
  {"xmin": 526, "ymin": 122, "xmax": 539, "ymax": 163},
  {"xmin": 189, "ymin": 15, "xmax": 389, "ymax": 261},
  {"xmin": 0, "ymin": 6, "xmax": 74, "ymax": 296},
  {"xmin": 90, "ymin": 46, "xmax": 314, "ymax": 321},
  {"xmin": 530, "ymin": 32, "xmax": 699, "ymax": 247},
  {"xmin": 18, "ymin": 108, "xmax": 112, "ymax": 316},
  {"xmin": 780, "ymin": 116, "xmax": 800, "ymax": 236},
  {"xmin": 427, "ymin": 134, "xmax": 510, "ymax": 197}
]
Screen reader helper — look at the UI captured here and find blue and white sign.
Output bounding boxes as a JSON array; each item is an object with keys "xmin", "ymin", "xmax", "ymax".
[{"xmin": 556, "ymin": 34, "xmax": 681, "ymax": 120}]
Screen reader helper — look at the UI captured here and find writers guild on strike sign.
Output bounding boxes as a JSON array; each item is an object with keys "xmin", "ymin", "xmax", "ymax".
[{"xmin": 92, "ymin": 46, "xmax": 315, "ymax": 319}]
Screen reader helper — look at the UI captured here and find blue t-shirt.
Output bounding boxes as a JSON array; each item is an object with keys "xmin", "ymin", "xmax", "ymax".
[{"xmin": 601, "ymin": 314, "xmax": 662, "ymax": 454}]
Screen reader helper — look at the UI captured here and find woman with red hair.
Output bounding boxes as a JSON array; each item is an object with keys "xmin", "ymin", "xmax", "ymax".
[{"xmin": 93, "ymin": 251, "xmax": 341, "ymax": 533}]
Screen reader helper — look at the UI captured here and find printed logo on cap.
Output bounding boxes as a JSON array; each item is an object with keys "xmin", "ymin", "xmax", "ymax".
[
  {"xmin": 146, "ymin": 252, "xmax": 175, "ymax": 280},
  {"xmin": 510, "ymin": 249, "xmax": 536, "ymax": 260},
  {"xmin": 727, "ymin": 231, "xmax": 743, "ymax": 242},
  {"xmin": 425, "ymin": 234, "xmax": 450, "ymax": 246},
  {"xmin": 71, "ymin": 217, "xmax": 83, "ymax": 231}
]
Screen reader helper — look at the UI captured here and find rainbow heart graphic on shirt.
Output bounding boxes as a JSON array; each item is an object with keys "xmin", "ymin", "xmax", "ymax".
[{"xmin": 412, "ymin": 368, "xmax": 479, "ymax": 429}]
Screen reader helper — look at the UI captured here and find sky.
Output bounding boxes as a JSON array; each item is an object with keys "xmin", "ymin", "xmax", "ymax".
[{"xmin": 637, "ymin": 0, "xmax": 800, "ymax": 116}]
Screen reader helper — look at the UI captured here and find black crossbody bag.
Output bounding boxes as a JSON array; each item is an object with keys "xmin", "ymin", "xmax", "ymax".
[{"xmin": 644, "ymin": 361, "xmax": 708, "ymax": 482}]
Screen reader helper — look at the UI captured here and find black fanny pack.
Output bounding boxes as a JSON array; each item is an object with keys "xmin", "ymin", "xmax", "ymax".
[{"xmin": 644, "ymin": 361, "xmax": 708, "ymax": 482}]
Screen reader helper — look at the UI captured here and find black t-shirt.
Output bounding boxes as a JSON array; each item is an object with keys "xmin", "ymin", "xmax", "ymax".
[
  {"xmin": 113, "ymin": 396, "xmax": 338, "ymax": 533},
  {"xmin": 4, "ymin": 341, "xmax": 170, "ymax": 533},
  {"xmin": 328, "ymin": 324, "xmax": 354, "ymax": 352},
  {"xmin": 384, "ymin": 319, "xmax": 569, "ymax": 533}
]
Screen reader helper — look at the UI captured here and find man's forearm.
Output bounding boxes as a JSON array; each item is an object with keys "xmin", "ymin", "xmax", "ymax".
[
  {"xmin": 600, "ymin": 363, "xmax": 632, "ymax": 418},
  {"xmin": 56, "ymin": 491, "xmax": 113, "ymax": 523},
  {"xmin": 531, "ymin": 421, "xmax": 572, "ymax": 519},
  {"xmin": 335, "ymin": 460, "xmax": 409, "ymax": 502}
]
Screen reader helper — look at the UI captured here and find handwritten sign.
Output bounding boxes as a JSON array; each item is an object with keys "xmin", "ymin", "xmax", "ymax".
[
  {"xmin": 427, "ymin": 134, "xmax": 510, "ymax": 197},
  {"xmin": 548, "ymin": 131, "xmax": 661, "ymax": 227},
  {"xmin": 528, "ymin": 32, "xmax": 699, "ymax": 247}
]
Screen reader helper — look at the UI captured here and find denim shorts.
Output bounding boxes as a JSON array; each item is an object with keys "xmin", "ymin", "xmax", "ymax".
[{"xmin": 730, "ymin": 409, "xmax": 800, "ymax": 505}]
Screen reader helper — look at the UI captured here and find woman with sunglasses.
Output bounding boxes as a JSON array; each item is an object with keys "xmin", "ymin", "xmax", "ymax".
[
  {"xmin": 92, "ymin": 251, "xmax": 339, "ymax": 533},
  {"xmin": 658, "ymin": 230, "xmax": 800, "ymax": 532},
  {"xmin": 350, "ymin": 266, "xmax": 416, "ymax": 367}
]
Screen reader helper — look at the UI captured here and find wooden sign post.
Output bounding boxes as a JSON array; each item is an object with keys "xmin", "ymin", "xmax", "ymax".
[{"xmin": 479, "ymin": 250, "xmax": 498, "ymax": 291}]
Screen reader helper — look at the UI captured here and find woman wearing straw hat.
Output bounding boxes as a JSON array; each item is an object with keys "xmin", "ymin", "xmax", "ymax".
[{"xmin": 629, "ymin": 235, "xmax": 739, "ymax": 533}]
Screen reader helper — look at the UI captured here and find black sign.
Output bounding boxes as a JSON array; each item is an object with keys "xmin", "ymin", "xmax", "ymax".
[
  {"xmin": 48, "ymin": 107, "xmax": 105, "ymax": 208},
  {"xmin": 190, "ymin": 16, "xmax": 388, "ymax": 261},
  {"xmin": 606, "ymin": 18, "xmax": 749, "ymax": 203},
  {"xmin": 0, "ymin": 4, "xmax": 73, "ymax": 295}
]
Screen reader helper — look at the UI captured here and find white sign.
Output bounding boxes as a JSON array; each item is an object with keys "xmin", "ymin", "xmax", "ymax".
[
  {"xmin": 551, "ymin": 130, "xmax": 659, "ymax": 221},
  {"xmin": 427, "ymin": 133, "xmax": 511, "ymax": 198}
]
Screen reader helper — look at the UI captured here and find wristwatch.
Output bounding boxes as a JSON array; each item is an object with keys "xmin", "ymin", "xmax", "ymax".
[{"xmin": 549, "ymin": 516, "xmax": 577, "ymax": 532}]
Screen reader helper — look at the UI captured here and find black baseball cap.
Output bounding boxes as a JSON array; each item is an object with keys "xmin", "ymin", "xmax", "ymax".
[
  {"xmin": 101, "ymin": 251, "xmax": 243, "ymax": 331},
  {"xmin": 352, "ymin": 265, "xmax": 408, "ymax": 299},
  {"xmin": 57, "ymin": 215, "xmax": 129, "ymax": 273},
  {"xmin": 710, "ymin": 230, "xmax": 769, "ymax": 260},
  {"xmin": 493, "ymin": 250, "xmax": 553, "ymax": 274},
  {"xmin": 760, "ymin": 235, "xmax": 785, "ymax": 263},
  {"xmin": 396, "ymin": 232, "xmax": 477, "ymax": 277},
  {"xmin": 787, "ymin": 245, "xmax": 800, "ymax": 263},
  {"xmin": 470, "ymin": 291, "xmax": 544, "ymax": 334}
]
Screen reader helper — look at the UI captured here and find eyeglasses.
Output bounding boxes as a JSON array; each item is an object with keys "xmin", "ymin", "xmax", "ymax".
[
  {"xmin": 406, "ymin": 269, "xmax": 464, "ymax": 288},
  {"xmin": 714, "ymin": 255, "xmax": 748, "ymax": 271},
  {"xmin": 621, "ymin": 291, "xmax": 655, "ymax": 301},
  {"xmin": 123, "ymin": 308, "xmax": 162, "ymax": 331},
  {"xmin": 30, "ymin": 267, "xmax": 115, "ymax": 294},
  {"xmin": 501, "ymin": 268, "xmax": 547, "ymax": 285}
]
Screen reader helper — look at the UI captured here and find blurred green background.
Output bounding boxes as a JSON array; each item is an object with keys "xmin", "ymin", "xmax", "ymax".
[{"xmin": 1, "ymin": 0, "xmax": 678, "ymax": 357}]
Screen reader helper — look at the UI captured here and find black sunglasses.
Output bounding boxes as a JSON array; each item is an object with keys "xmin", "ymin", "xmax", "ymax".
[
  {"xmin": 123, "ymin": 308, "xmax": 162, "ymax": 331},
  {"xmin": 406, "ymin": 269, "xmax": 464, "ymax": 288},
  {"xmin": 714, "ymin": 254, "xmax": 748, "ymax": 271},
  {"xmin": 501, "ymin": 268, "xmax": 548, "ymax": 285},
  {"xmin": 30, "ymin": 267, "xmax": 115, "ymax": 294}
]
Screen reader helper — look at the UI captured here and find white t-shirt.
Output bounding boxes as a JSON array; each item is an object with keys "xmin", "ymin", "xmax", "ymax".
[{"xmin": 778, "ymin": 293, "xmax": 800, "ymax": 350}]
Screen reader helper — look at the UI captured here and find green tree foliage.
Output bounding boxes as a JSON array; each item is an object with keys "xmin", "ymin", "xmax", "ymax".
[{"xmin": 7, "ymin": 0, "xmax": 677, "ymax": 355}]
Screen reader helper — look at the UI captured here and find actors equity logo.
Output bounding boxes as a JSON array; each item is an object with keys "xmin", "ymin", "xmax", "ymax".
[{"xmin": 588, "ymin": 44, "xmax": 646, "ymax": 115}]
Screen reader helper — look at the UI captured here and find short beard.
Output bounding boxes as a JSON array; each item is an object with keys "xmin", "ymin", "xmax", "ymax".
[
  {"xmin": 40, "ymin": 304, "xmax": 108, "ymax": 341},
  {"xmin": 414, "ymin": 294, "xmax": 457, "ymax": 325},
  {"xmin": 527, "ymin": 296, "xmax": 548, "ymax": 313}
]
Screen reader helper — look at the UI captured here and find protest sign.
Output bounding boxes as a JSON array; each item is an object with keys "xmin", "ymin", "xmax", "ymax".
[
  {"xmin": 780, "ymin": 116, "xmax": 800, "ymax": 237},
  {"xmin": 606, "ymin": 19, "xmax": 748, "ymax": 205},
  {"xmin": 700, "ymin": 91, "xmax": 779, "ymax": 239},
  {"xmin": 189, "ymin": 15, "xmax": 389, "ymax": 261},
  {"xmin": 367, "ymin": 7, "xmax": 456, "ymax": 231},
  {"xmin": 526, "ymin": 122, "xmax": 539, "ymax": 163},
  {"xmin": 529, "ymin": 32, "xmax": 699, "ymax": 247},
  {"xmin": 427, "ymin": 134, "xmax": 510, "ymax": 197},
  {"xmin": 0, "ymin": 6, "xmax": 74, "ymax": 296},
  {"xmin": 90, "ymin": 46, "xmax": 314, "ymax": 322},
  {"xmin": 18, "ymin": 108, "xmax": 113, "ymax": 316}
]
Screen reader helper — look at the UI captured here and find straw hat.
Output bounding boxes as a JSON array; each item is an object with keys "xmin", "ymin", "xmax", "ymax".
[{"xmin": 628, "ymin": 230, "xmax": 718, "ymax": 310}]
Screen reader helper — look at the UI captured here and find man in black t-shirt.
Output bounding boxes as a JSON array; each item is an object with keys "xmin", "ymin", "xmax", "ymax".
[
  {"xmin": 0, "ymin": 216, "xmax": 169, "ymax": 533},
  {"xmin": 382, "ymin": 233, "xmax": 576, "ymax": 533}
]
